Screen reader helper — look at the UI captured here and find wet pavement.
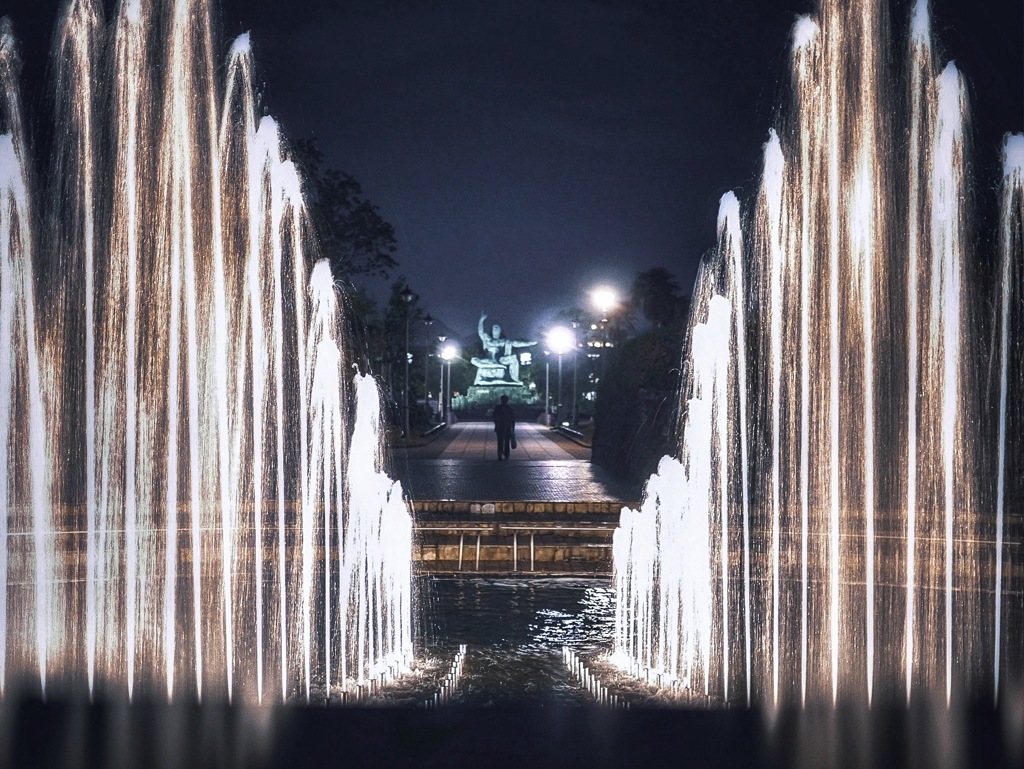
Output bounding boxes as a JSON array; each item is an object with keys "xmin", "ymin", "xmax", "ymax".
[{"xmin": 392, "ymin": 423, "xmax": 640, "ymax": 503}]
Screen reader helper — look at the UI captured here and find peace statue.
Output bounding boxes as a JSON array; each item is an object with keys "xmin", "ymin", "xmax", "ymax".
[{"xmin": 470, "ymin": 314, "xmax": 537, "ymax": 385}]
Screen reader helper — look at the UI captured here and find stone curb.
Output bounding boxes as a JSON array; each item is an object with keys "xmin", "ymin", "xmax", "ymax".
[
  {"xmin": 554, "ymin": 426, "xmax": 591, "ymax": 448},
  {"xmin": 388, "ymin": 421, "xmax": 449, "ymax": 449}
]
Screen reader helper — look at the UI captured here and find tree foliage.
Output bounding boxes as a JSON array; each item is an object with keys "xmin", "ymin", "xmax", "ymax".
[
  {"xmin": 592, "ymin": 266, "xmax": 691, "ymax": 481},
  {"xmin": 292, "ymin": 137, "xmax": 398, "ymax": 280},
  {"xmin": 343, "ymin": 278, "xmax": 439, "ymax": 431},
  {"xmin": 592, "ymin": 325, "xmax": 683, "ymax": 482},
  {"xmin": 342, "ymin": 286, "xmax": 384, "ymax": 375},
  {"xmin": 630, "ymin": 267, "xmax": 687, "ymax": 328}
]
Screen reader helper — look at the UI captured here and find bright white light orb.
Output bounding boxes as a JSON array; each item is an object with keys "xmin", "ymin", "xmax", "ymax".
[
  {"xmin": 590, "ymin": 286, "xmax": 618, "ymax": 316},
  {"xmin": 546, "ymin": 326, "xmax": 575, "ymax": 355}
]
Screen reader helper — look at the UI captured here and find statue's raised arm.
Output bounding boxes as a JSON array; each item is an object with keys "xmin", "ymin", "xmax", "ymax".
[{"xmin": 477, "ymin": 314, "xmax": 500, "ymax": 360}]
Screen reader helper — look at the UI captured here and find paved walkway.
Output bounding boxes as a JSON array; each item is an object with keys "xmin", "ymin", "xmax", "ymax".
[
  {"xmin": 392, "ymin": 422, "xmax": 639, "ymax": 503},
  {"xmin": 404, "ymin": 422, "xmax": 588, "ymax": 462}
]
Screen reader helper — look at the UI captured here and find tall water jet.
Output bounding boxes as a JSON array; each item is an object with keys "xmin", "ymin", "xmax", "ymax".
[
  {"xmin": 758, "ymin": 129, "xmax": 785, "ymax": 707},
  {"xmin": 790, "ymin": 13, "xmax": 819, "ymax": 706},
  {"xmin": 933, "ymin": 61, "xmax": 968, "ymax": 708},
  {"xmin": 717, "ymin": 192, "xmax": 751, "ymax": 705},
  {"xmin": 341, "ymin": 374, "xmax": 413, "ymax": 690},
  {"xmin": 850, "ymin": 0, "xmax": 885, "ymax": 707},
  {"xmin": 904, "ymin": 0, "xmax": 935, "ymax": 706},
  {"xmin": 109, "ymin": 0, "xmax": 143, "ymax": 703},
  {"xmin": 0, "ymin": 24, "xmax": 50, "ymax": 699},
  {"xmin": 0, "ymin": 129, "xmax": 49, "ymax": 694},
  {"xmin": 305, "ymin": 261, "xmax": 344, "ymax": 701},
  {"xmin": 48, "ymin": 0, "xmax": 103, "ymax": 699},
  {"xmin": 0, "ymin": 0, "xmax": 414, "ymax": 705},
  {"xmin": 613, "ymin": 289, "xmax": 733, "ymax": 697},
  {"xmin": 824, "ymin": 1, "xmax": 842, "ymax": 707},
  {"xmin": 994, "ymin": 134, "xmax": 1023, "ymax": 704},
  {"xmin": 613, "ymin": 0, "xmax": 1018, "ymax": 709}
]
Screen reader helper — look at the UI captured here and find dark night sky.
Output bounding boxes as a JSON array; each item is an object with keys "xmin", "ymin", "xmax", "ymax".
[{"xmin": 3, "ymin": 0, "xmax": 1022, "ymax": 342}]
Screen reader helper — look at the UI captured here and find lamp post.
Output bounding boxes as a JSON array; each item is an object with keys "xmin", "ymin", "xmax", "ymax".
[
  {"xmin": 558, "ymin": 355, "xmax": 563, "ymax": 424},
  {"xmin": 423, "ymin": 313, "xmax": 434, "ymax": 421},
  {"xmin": 589, "ymin": 286, "xmax": 618, "ymax": 382},
  {"xmin": 571, "ymin": 321, "xmax": 580, "ymax": 425},
  {"xmin": 546, "ymin": 326, "xmax": 574, "ymax": 426},
  {"xmin": 437, "ymin": 335, "xmax": 447, "ymax": 420},
  {"xmin": 544, "ymin": 350, "xmax": 551, "ymax": 423},
  {"xmin": 400, "ymin": 285, "xmax": 414, "ymax": 437},
  {"xmin": 441, "ymin": 343, "xmax": 459, "ymax": 423}
]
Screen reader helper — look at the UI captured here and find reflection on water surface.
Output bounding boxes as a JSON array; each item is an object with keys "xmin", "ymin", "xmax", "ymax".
[{"xmin": 417, "ymin": 577, "xmax": 615, "ymax": 706}]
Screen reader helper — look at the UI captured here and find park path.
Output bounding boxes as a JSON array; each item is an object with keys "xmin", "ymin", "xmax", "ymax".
[
  {"xmin": 392, "ymin": 422, "xmax": 638, "ymax": 504},
  {"xmin": 402, "ymin": 422, "xmax": 586, "ymax": 462}
]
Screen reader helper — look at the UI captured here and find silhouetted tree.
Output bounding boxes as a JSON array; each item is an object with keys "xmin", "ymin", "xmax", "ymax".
[
  {"xmin": 342, "ymin": 286, "xmax": 385, "ymax": 375},
  {"xmin": 593, "ymin": 325, "xmax": 683, "ymax": 482},
  {"xmin": 292, "ymin": 137, "xmax": 398, "ymax": 280},
  {"xmin": 630, "ymin": 267, "xmax": 686, "ymax": 328},
  {"xmin": 381, "ymin": 278, "xmax": 428, "ymax": 424}
]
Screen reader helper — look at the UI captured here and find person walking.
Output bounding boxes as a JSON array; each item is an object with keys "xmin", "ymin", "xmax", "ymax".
[{"xmin": 492, "ymin": 394, "xmax": 516, "ymax": 460}]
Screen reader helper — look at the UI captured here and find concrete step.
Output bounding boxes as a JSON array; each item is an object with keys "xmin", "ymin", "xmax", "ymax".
[{"xmin": 413, "ymin": 513, "xmax": 619, "ymax": 575}]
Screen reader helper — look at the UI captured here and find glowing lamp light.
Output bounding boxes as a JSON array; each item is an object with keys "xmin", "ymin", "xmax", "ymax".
[
  {"xmin": 590, "ymin": 286, "xmax": 618, "ymax": 317},
  {"xmin": 441, "ymin": 344, "xmax": 459, "ymax": 362},
  {"xmin": 546, "ymin": 326, "xmax": 574, "ymax": 355}
]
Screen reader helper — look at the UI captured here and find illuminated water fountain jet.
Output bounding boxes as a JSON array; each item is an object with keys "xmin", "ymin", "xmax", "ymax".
[
  {"xmin": 0, "ymin": 0, "xmax": 412, "ymax": 704},
  {"xmin": 995, "ymin": 135, "xmax": 1024, "ymax": 705},
  {"xmin": 613, "ymin": 0, "xmax": 1023, "ymax": 708}
]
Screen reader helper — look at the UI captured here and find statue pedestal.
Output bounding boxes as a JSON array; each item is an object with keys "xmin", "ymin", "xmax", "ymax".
[
  {"xmin": 456, "ymin": 384, "xmax": 542, "ymax": 418},
  {"xmin": 471, "ymin": 362, "xmax": 508, "ymax": 384}
]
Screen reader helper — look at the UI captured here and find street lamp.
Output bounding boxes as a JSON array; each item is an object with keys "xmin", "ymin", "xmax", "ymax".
[
  {"xmin": 400, "ymin": 285, "xmax": 415, "ymax": 437},
  {"xmin": 590, "ymin": 285, "xmax": 619, "ymax": 390},
  {"xmin": 543, "ymin": 350, "xmax": 551, "ymax": 423},
  {"xmin": 590, "ymin": 286, "xmax": 618, "ymax": 319},
  {"xmin": 423, "ymin": 313, "xmax": 434, "ymax": 421},
  {"xmin": 571, "ymin": 321, "xmax": 579, "ymax": 425},
  {"xmin": 441, "ymin": 343, "xmax": 459, "ymax": 423},
  {"xmin": 545, "ymin": 326, "xmax": 574, "ymax": 426},
  {"xmin": 437, "ymin": 335, "xmax": 447, "ymax": 421}
]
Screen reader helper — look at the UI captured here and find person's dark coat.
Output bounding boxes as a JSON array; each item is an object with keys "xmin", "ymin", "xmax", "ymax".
[{"xmin": 493, "ymin": 403, "xmax": 515, "ymax": 435}]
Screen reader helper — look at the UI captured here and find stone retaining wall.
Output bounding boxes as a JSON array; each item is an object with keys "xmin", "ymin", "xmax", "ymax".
[{"xmin": 413, "ymin": 500, "xmax": 626, "ymax": 575}]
